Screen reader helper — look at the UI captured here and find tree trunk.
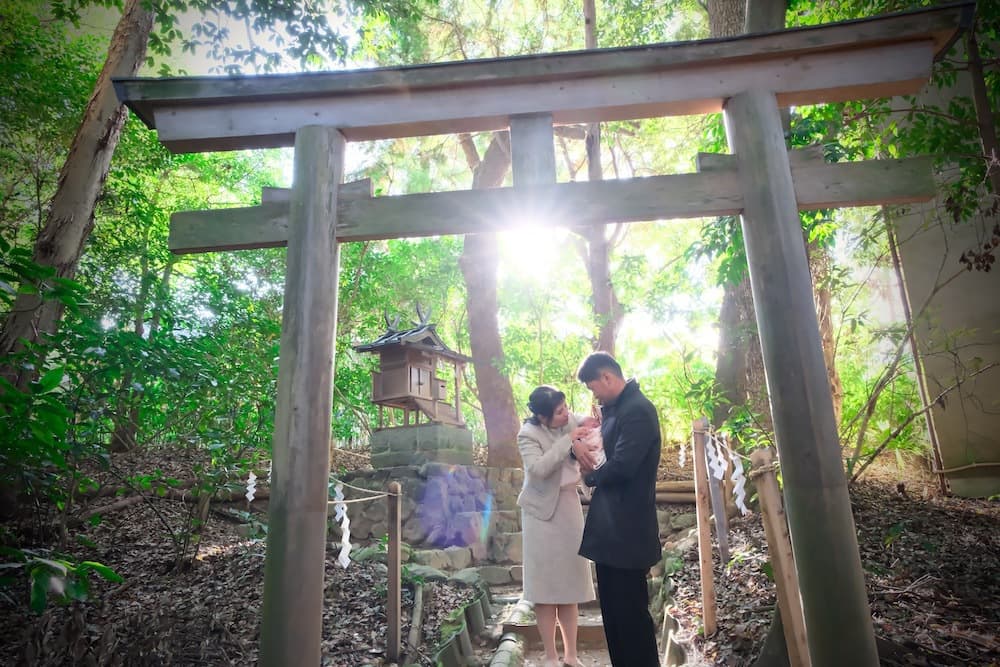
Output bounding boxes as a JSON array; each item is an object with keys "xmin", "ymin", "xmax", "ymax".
[
  {"xmin": 580, "ymin": 0, "xmax": 624, "ymax": 354},
  {"xmin": 808, "ymin": 241, "xmax": 843, "ymax": 426},
  {"xmin": 708, "ymin": 0, "xmax": 746, "ymax": 38},
  {"xmin": 711, "ymin": 269, "xmax": 748, "ymax": 429},
  {"xmin": 742, "ymin": 278, "xmax": 773, "ymax": 432},
  {"xmin": 967, "ymin": 28, "xmax": 1000, "ymax": 197},
  {"xmin": 708, "ymin": 0, "xmax": 757, "ymax": 434},
  {"xmin": 458, "ymin": 133, "xmax": 521, "ymax": 468},
  {"xmin": 110, "ymin": 256, "xmax": 175, "ymax": 452},
  {"xmin": 0, "ymin": 0, "xmax": 154, "ymax": 388}
]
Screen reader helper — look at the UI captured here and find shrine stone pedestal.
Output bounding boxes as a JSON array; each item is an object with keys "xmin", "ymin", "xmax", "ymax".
[
  {"xmin": 370, "ymin": 423, "xmax": 475, "ymax": 468},
  {"xmin": 335, "ymin": 463, "xmax": 523, "ymax": 562}
]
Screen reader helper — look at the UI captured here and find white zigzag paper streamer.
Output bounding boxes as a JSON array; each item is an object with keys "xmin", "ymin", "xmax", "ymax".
[
  {"xmin": 679, "ymin": 436, "xmax": 688, "ymax": 469},
  {"xmin": 728, "ymin": 447, "xmax": 751, "ymax": 516},
  {"xmin": 707, "ymin": 434, "xmax": 728, "ymax": 481},
  {"xmin": 245, "ymin": 471, "xmax": 257, "ymax": 503},
  {"xmin": 333, "ymin": 483, "xmax": 352, "ymax": 568}
]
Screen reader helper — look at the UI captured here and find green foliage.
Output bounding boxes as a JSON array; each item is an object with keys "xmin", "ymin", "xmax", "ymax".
[
  {"xmin": 0, "ymin": 240, "xmax": 98, "ymax": 515},
  {"xmin": 47, "ymin": 0, "xmax": 439, "ymax": 75},
  {"xmin": 373, "ymin": 534, "xmax": 423, "ymax": 592},
  {"xmin": 839, "ymin": 335, "xmax": 925, "ymax": 457},
  {"xmin": 882, "ymin": 521, "xmax": 906, "ymax": 549},
  {"xmin": 438, "ymin": 605, "xmax": 467, "ymax": 643},
  {"xmin": 0, "ymin": 3, "xmax": 102, "ymax": 248},
  {"xmin": 717, "ymin": 405, "xmax": 774, "ymax": 454},
  {"xmin": 0, "ymin": 547, "xmax": 122, "ymax": 613}
]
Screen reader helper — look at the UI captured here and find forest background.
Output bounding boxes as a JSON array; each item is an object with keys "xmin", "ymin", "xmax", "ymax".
[{"xmin": 1, "ymin": 0, "xmax": 997, "ymax": 594}]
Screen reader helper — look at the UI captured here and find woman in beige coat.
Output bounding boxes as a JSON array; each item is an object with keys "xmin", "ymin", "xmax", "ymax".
[{"xmin": 517, "ymin": 385, "xmax": 598, "ymax": 667}]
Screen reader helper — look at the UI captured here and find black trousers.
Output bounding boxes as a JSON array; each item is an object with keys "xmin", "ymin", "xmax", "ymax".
[{"xmin": 595, "ymin": 563, "xmax": 660, "ymax": 666}]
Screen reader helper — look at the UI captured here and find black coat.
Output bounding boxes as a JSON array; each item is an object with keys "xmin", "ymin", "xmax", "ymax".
[{"xmin": 579, "ymin": 379, "xmax": 661, "ymax": 570}]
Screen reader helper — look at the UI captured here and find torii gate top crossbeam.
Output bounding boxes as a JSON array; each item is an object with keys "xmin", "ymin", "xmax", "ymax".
[{"xmin": 114, "ymin": 3, "xmax": 972, "ymax": 153}]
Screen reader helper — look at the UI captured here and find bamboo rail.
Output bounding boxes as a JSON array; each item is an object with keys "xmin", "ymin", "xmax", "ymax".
[{"xmin": 750, "ymin": 449, "xmax": 811, "ymax": 667}]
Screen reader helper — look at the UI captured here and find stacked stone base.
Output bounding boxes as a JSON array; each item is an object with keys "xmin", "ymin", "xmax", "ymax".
[
  {"xmin": 369, "ymin": 423, "xmax": 475, "ymax": 468},
  {"xmin": 335, "ymin": 463, "xmax": 524, "ymax": 563}
]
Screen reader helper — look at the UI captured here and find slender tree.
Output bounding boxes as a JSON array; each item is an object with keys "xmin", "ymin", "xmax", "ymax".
[
  {"xmin": 579, "ymin": 0, "xmax": 625, "ymax": 355},
  {"xmin": 0, "ymin": 0, "xmax": 153, "ymax": 389},
  {"xmin": 707, "ymin": 0, "xmax": 767, "ymax": 436},
  {"xmin": 0, "ymin": 0, "xmax": 428, "ymax": 388}
]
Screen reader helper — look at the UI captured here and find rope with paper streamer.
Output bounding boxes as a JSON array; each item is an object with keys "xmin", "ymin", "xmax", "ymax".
[
  {"xmin": 677, "ymin": 424, "xmax": 753, "ymax": 517},
  {"xmin": 329, "ymin": 478, "xmax": 397, "ymax": 569},
  {"xmin": 243, "ymin": 467, "xmax": 395, "ymax": 569}
]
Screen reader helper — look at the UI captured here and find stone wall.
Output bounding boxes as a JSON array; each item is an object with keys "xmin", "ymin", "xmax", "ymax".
[
  {"xmin": 887, "ymin": 43, "xmax": 1000, "ymax": 498},
  {"xmin": 334, "ymin": 464, "xmax": 523, "ymax": 562},
  {"xmin": 369, "ymin": 423, "xmax": 475, "ymax": 468}
]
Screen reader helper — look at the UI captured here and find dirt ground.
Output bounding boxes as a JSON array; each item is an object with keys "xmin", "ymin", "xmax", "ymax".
[
  {"xmin": 668, "ymin": 453, "xmax": 1000, "ymax": 666},
  {"xmin": 2, "ymin": 447, "xmax": 996, "ymax": 666}
]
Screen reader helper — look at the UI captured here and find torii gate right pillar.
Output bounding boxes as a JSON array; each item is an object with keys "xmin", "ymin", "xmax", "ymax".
[{"xmin": 724, "ymin": 90, "xmax": 879, "ymax": 666}]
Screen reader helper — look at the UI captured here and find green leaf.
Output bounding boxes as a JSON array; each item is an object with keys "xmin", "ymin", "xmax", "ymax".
[
  {"xmin": 0, "ymin": 546, "xmax": 27, "ymax": 561},
  {"xmin": 75, "ymin": 535, "xmax": 98, "ymax": 549},
  {"xmin": 36, "ymin": 367, "xmax": 65, "ymax": 394},
  {"xmin": 78, "ymin": 561, "xmax": 123, "ymax": 583},
  {"xmin": 65, "ymin": 576, "xmax": 89, "ymax": 602},
  {"xmin": 33, "ymin": 557, "xmax": 69, "ymax": 576},
  {"xmin": 29, "ymin": 571, "xmax": 50, "ymax": 613}
]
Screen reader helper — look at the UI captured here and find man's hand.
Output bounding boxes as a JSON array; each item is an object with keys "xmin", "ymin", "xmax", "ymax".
[{"xmin": 571, "ymin": 427, "xmax": 599, "ymax": 469}]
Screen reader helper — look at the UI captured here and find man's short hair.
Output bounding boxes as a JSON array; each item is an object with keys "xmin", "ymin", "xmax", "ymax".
[{"xmin": 577, "ymin": 352, "xmax": 624, "ymax": 383}]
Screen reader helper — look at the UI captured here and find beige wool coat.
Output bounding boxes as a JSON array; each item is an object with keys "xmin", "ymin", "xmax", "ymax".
[
  {"xmin": 516, "ymin": 415, "xmax": 583, "ymax": 521},
  {"xmin": 516, "ymin": 415, "xmax": 595, "ymax": 604}
]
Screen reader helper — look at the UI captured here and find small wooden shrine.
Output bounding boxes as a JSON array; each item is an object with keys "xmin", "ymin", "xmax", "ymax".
[{"xmin": 354, "ymin": 311, "xmax": 470, "ymax": 429}]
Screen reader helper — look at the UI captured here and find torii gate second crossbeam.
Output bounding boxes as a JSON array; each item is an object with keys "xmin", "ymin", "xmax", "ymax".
[{"xmin": 113, "ymin": 4, "xmax": 973, "ymax": 666}]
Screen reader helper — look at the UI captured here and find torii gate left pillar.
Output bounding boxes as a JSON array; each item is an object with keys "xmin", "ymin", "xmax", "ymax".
[{"xmin": 258, "ymin": 126, "xmax": 344, "ymax": 667}]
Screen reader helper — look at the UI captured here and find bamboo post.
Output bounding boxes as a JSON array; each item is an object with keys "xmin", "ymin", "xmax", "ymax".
[
  {"xmin": 751, "ymin": 449, "xmax": 811, "ymax": 667},
  {"xmin": 258, "ymin": 126, "xmax": 343, "ymax": 667},
  {"xmin": 692, "ymin": 418, "xmax": 717, "ymax": 636},
  {"xmin": 387, "ymin": 481, "xmax": 402, "ymax": 662}
]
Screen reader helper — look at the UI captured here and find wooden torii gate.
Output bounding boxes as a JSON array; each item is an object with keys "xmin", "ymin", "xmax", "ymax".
[{"xmin": 114, "ymin": 4, "xmax": 972, "ymax": 666}]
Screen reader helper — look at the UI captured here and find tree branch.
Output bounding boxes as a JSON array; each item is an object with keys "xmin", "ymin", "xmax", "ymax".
[{"xmin": 849, "ymin": 362, "xmax": 999, "ymax": 483}]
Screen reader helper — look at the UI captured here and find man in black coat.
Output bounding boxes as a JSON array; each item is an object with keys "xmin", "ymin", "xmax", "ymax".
[{"xmin": 570, "ymin": 351, "xmax": 661, "ymax": 666}]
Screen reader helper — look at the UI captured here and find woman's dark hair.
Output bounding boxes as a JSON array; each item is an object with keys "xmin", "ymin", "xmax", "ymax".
[{"xmin": 525, "ymin": 385, "xmax": 566, "ymax": 425}]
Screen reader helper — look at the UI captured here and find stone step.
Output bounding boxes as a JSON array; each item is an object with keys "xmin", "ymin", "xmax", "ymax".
[
  {"xmin": 501, "ymin": 599, "xmax": 607, "ymax": 650},
  {"xmin": 477, "ymin": 564, "xmax": 524, "ymax": 586}
]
